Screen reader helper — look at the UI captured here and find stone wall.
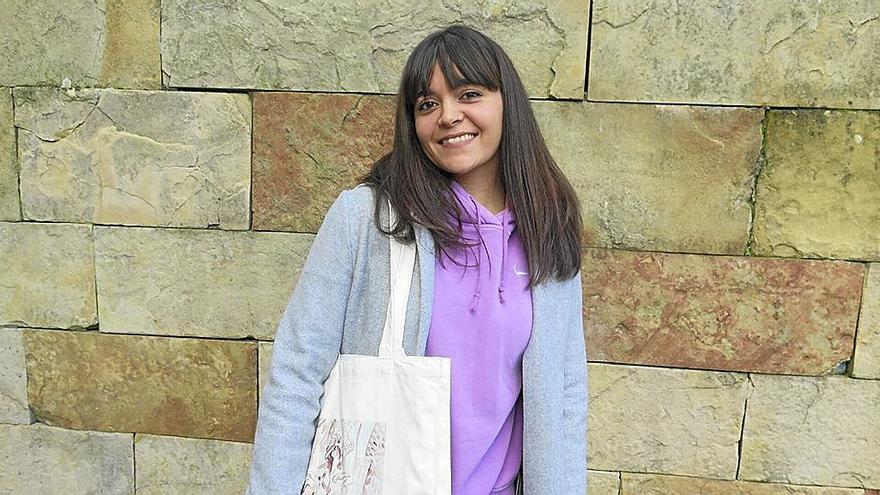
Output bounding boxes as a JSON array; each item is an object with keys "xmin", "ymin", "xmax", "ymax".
[{"xmin": 1, "ymin": 1, "xmax": 878, "ymax": 493}]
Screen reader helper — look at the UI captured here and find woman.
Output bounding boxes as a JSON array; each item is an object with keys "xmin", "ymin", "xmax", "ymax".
[{"xmin": 248, "ymin": 25, "xmax": 587, "ymax": 494}]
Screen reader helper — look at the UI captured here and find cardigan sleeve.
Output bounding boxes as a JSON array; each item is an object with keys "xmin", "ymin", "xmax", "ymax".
[
  {"xmin": 562, "ymin": 271, "xmax": 589, "ymax": 494},
  {"xmin": 246, "ymin": 190, "xmax": 356, "ymax": 494}
]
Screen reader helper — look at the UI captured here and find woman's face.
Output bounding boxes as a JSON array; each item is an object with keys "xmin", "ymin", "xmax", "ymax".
[{"xmin": 414, "ymin": 65, "xmax": 503, "ymax": 185}]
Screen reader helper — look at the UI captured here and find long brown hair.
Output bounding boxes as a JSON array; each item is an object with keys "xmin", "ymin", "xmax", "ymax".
[{"xmin": 360, "ymin": 24, "xmax": 582, "ymax": 285}]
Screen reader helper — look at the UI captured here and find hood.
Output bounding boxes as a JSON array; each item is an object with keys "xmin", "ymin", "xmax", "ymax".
[{"xmin": 449, "ymin": 180, "xmax": 517, "ymax": 313}]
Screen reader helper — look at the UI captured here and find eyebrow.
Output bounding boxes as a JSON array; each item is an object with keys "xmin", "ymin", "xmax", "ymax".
[{"xmin": 416, "ymin": 83, "xmax": 482, "ymax": 99}]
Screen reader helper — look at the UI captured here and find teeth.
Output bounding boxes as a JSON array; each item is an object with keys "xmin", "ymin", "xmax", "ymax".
[{"xmin": 443, "ymin": 133, "xmax": 475, "ymax": 144}]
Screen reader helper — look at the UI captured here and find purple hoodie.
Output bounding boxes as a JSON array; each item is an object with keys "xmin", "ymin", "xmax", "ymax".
[{"xmin": 425, "ymin": 180, "xmax": 533, "ymax": 494}]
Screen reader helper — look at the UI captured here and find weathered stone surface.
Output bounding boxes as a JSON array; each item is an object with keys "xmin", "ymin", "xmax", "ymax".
[
  {"xmin": 583, "ymin": 248, "xmax": 863, "ymax": 374},
  {"xmin": 589, "ymin": 1, "xmax": 880, "ymax": 109},
  {"xmin": 23, "ymin": 329, "xmax": 257, "ymax": 442},
  {"xmin": 253, "ymin": 93, "xmax": 394, "ymax": 232},
  {"xmin": 0, "ymin": 328, "xmax": 30, "ymax": 424},
  {"xmin": 621, "ymin": 472, "xmax": 868, "ymax": 494},
  {"xmin": 588, "ymin": 363, "xmax": 751, "ymax": 478},
  {"xmin": 533, "ymin": 101, "xmax": 762, "ymax": 254},
  {"xmin": 754, "ymin": 110, "xmax": 880, "ymax": 261},
  {"xmin": 0, "ymin": 0, "xmax": 160, "ymax": 88},
  {"xmin": 0, "ymin": 87, "xmax": 18, "ymax": 221},
  {"xmin": 0, "ymin": 423, "xmax": 133, "ymax": 494},
  {"xmin": 0, "ymin": 222, "xmax": 96, "ymax": 329},
  {"xmin": 95, "ymin": 225, "xmax": 311, "ymax": 340},
  {"xmin": 161, "ymin": 0, "xmax": 589, "ymax": 98},
  {"xmin": 741, "ymin": 374, "xmax": 880, "ymax": 489},
  {"xmin": 258, "ymin": 341, "xmax": 273, "ymax": 394},
  {"xmin": 854, "ymin": 263, "xmax": 880, "ymax": 378},
  {"xmin": 135, "ymin": 433, "xmax": 253, "ymax": 494},
  {"xmin": 14, "ymin": 87, "xmax": 250, "ymax": 228},
  {"xmin": 588, "ymin": 470, "xmax": 620, "ymax": 495}
]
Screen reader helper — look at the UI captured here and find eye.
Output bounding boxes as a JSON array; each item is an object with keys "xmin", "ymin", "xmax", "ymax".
[
  {"xmin": 462, "ymin": 90, "xmax": 482, "ymax": 99},
  {"xmin": 416, "ymin": 100, "xmax": 437, "ymax": 112}
]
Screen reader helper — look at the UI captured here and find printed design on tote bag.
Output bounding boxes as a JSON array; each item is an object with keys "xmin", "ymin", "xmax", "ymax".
[{"xmin": 301, "ymin": 418, "xmax": 386, "ymax": 495}]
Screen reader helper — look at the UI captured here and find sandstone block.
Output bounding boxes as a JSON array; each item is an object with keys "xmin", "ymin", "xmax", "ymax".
[
  {"xmin": 853, "ymin": 263, "xmax": 880, "ymax": 378},
  {"xmin": 135, "ymin": 433, "xmax": 253, "ymax": 494},
  {"xmin": 533, "ymin": 101, "xmax": 762, "ymax": 254},
  {"xmin": 583, "ymin": 248, "xmax": 863, "ymax": 374},
  {"xmin": 588, "ymin": 470, "xmax": 620, "ymax": 495},
  {"xmin": 0, "ymin": 0, "xmax": 160, "ymax": 88},
  {"xmin": 0, "ymin": 328, "xmax": 30, "ymax": 424},
  {"xmin": 23, "ymin": 329, "xmax": 257, "ymax": 442},
  {"xmin": 252, "ymin": 92, "xmax": 395, "ymax": 232},
  {"xmin": 95, "ymin": 225, "xmax": 311, "ymax": 340},
  {"xmin": 740, "ymin": 374, "xmax": 880, "ymax": 489},
  {"xmin": 0, "ymin": 423, "xmax": 133, "ymax": 494},
  {"xmin": 589, "ymin": 0, "xmax": 880, "ymax": 109},
  {"xmin": 754, "ymin": 110, "xmax": 880, "ymax": 261},
  {"xmin": 622, "ymin": 472, "xmax": 868, "ymax": 494},
  {"xmin": 0, "ymin": 222, "xmax": 96, "ymax": 329},
  {"xmin": 161, "ymin": 0, "xmax": 589, "ymax": 98},
  {"xmin": 588, "ymin": 363, "xmax": 751, "ymax": 478},
  {"xmin": 0, "ymin": 87, "xmax": 18, "ymax": 221},
  {"xmin": 14, "ymin": 87, "xmax": 250, "ymax": 228}
]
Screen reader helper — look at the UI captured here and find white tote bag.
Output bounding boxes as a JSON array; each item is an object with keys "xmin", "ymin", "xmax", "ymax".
[{"xmin": 300, "ymin": 199, "xmax": 452, "ymax": 495}]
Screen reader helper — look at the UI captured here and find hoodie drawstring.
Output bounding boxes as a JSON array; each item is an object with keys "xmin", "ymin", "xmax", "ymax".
[
  {"xmin": 468, "ymin": 196, "xmax": 483, "ymax": 313},
  {"xmin": 467, "ymin": 195, "xmax": 510, "ymax": 313},
  {"xmin": 499, "ymin": 208, "xmax": 508, "ymax": 304}
]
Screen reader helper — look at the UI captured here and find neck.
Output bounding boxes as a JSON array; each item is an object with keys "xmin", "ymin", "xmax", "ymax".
[{"xmin": 455, "ymin": 175, "xmax": 506, "ymax": 215}]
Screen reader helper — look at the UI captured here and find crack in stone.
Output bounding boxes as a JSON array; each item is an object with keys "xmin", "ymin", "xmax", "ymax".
[
  {"xmin": 771, "ymin": 242, "xmax": 806, "ymax": 257},
  {"xmin": 368, "ymin": 46, "xmax": 405, "ymax": 90},
  {"xmin": 586, "ymin": 369, "xmax": 637, "ymax": 402},
  {"xmin": 808, "ymin": 67, "xmax": 835, "ymax": 78},
  {"xmin": 331, "ymin": 52, "xmax": 343, "ymax": 89},
  {"xmin": 761, "ymin": 20, "xmax": 810, "ymax": 55},
  {"xmin": 735, "ymin": 373, "xmax": 755, "ymax": 479},
  {"xmin": 368, "ymin": 22, "xmax": 397, "ymax": 36},
  {"xmin": 101, "ymin": 185, "xmax": 158, "ymax": 212},
  {"xmin": 21, "ymin": 93, "xmax": 103, "ymax": 143},
  {"xmin": 744, "ymin": 112, "xmax": 767, "ymax": 255},
  {"xmin": 87, "ymin": 0, "xmax": 108, "ymax": 80},
  {"xmin": 798, "ymin": 380, "xmax": 822, "ymax": 425},
  {"xmin": 304, "ymin": 151, "xmax": 322, "ymax": 168},
  {"xmin": 492, "ymin": 5, "xmax": 568, "ymax": 96},
  {"xmin": 340, "ymin": 95, "xmax": 366, "ymax": 130},
  {"xmin": 592, "ymin": 7, "xmax": 650, "ymax": 29},
  {"xmin": 251, "ymin": 0, "xmax": 289, "ymax": 27},
  {"xmin": 849, "ymin": 14, "xmax": 880, "ymax": 34},
  {"xmin": 839, "ymin": 471, "xmax": 868, "ymax": 489}
]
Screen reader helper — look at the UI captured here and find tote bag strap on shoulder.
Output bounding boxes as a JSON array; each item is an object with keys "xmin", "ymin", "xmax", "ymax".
[{"xmin": 377, "ymin": 198, "xmax": 416, "ymax": 358}]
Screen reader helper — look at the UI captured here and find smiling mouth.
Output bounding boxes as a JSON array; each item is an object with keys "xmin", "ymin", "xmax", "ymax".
[{"xmin": 439, "ymin": 133, "xmax": 477, "ymax": 145}]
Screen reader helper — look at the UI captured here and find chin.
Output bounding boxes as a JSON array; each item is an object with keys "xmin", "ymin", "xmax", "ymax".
[{"xmin": 434, "ymin": 159, "xmax": 481, "ymax": 176}]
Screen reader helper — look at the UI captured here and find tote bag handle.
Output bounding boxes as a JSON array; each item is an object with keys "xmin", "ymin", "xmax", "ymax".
[{"xmin": 377, "ymin": 198, "xmax": 416, "ymax": 358}]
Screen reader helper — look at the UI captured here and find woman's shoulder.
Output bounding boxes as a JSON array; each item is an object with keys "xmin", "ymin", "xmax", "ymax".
[
  {"xmin": 322, "ymin": 183, "xmax": 380, "ymax": 240},
  {"xmin": 333, "ymin": 183, "xmax": 377, "ymax": 226},
  {"xmin": 339, "ymin": 183, "xmax": 377, "ymax": 211}
]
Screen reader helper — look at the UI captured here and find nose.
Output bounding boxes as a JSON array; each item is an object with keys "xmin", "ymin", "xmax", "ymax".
[{"xmin": 438, "ymin": 101, "xmax": 463, "ymax": 127}]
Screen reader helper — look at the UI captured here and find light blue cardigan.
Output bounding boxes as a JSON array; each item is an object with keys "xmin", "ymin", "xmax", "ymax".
[{"xmin": 247, "ymin": 184, "xmax": 588, "ymax": 494}]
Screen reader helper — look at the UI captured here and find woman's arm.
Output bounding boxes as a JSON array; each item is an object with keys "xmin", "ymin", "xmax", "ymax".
[
  {"xmin": 562, "ymin": 271, "xmax": 589, "ymax": 494},
  {"xmin": 246, "ymin": 190, "xmax": 356, "ymax": 494}
]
